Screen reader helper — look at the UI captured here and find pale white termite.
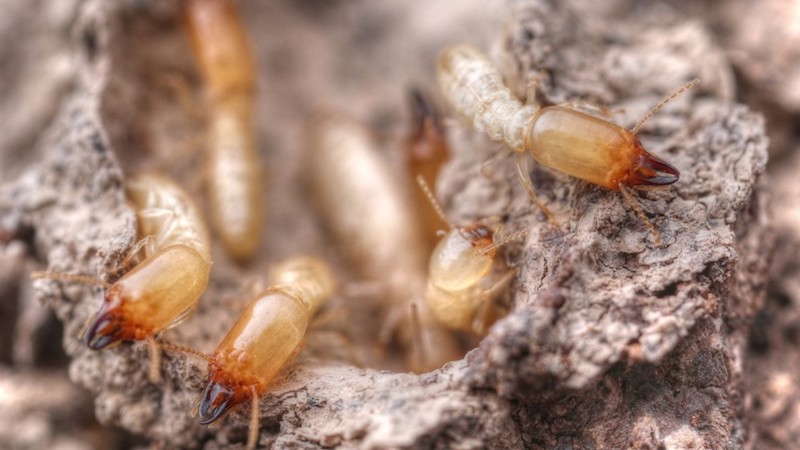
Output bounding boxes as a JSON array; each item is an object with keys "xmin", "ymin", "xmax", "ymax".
[
  {"xmin": 417, "ymin": 176, "xmax": 521, "ymax": 334},
  {"xmin": 305, "ymin": 112, "xmax": 462, "ymax": 373},
  {"xmin": 183, "ymin": 0, "xmax": 264, "ymax": 262}
]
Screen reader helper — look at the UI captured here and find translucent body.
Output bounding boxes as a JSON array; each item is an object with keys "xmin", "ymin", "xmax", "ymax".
[
  {"xmin": 197, "ymin": 256, "xmax": 336, "ymax": 425},
  {"xmin": 426, "ymin": 224, "xmax": 507, "ymax": 333},
  {"xmin": 306, "ymin": 113, "xmax": 461, "ymax": 373},
  {"xmin": 436, "ymin": 44, "xmax": 680, "ymax": 190},
  {"xmin": 86, "ymin": 173, "xmax": 211, "ymax": 349},
  {"xmin": 184, "ymin": 0, "xmax": 264, "ymax": 262}
]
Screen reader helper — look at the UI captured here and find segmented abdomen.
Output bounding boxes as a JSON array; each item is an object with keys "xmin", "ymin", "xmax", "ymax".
[{"xmin": 436, "ymin": 44, "xmax": 536, "ymax": 151}]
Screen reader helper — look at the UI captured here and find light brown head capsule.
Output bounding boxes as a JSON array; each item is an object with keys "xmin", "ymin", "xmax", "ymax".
[{"xmin": 405, "ymin": 88, "xmax": 451, "ymax": 249}]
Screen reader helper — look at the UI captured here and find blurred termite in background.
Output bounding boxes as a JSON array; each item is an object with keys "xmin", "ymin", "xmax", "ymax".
[
  {"xmin": 32, "ymin": 173, "xmax": 211, "ymax": 383},
  {"xmin": 437, "ymin": 44, "xmax": 698, "ymax": 244},
  {"xmin": 183, "ymin": 0, "xmax": 264, "ymax": 262},
  {"xmin": 305, "ymin": 112, "xmax": 462, "ymax": 373},
  {"xmin": 404, "ymin": 88, "xmax": 451, "ymax": 250},
  {"xmin": 168, "ymin": 256, "xmax": 336, "ymax": 450},
  {"xmin": 417, "ymin": 176, "xmax": 523, "ymax": 335}
]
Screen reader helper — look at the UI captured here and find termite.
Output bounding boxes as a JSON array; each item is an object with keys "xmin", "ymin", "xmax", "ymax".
[
  {"xmin": 31, "ymin": 173, "xmax": 211, "ymax": 383},
  {"xmin": 417, "ymin": 176, "xmax": 523, "ymax": 334},
  {"xmin": 405, "ymin": 88, "xmax": 451, "ymax": 250},
  {"xmin": 172, "ymin": 256, "xmax": 336, "ymax": 450},
  {"xmin": 437, "ymin": 44, "xmax": 698, "ymax": 244},
  {"xmin": 305, "ymin": 112, "xmax": 462, "ymax": 373},
  {"xmin": 183, "ymin": 0, "xmax": 264, "ymax": 262}
]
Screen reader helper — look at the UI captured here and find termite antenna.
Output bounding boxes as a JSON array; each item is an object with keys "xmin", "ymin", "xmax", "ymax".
[
  {"xmin": 618, "ymin": 184, "xmax": 662, "ymax": 246},
  {"xmin": 481, "ymin": 229, "xmax": 528, "ymax": 254},
  {"xmin": 631, "ymin": 78, "xmax": 700, "ymax": 135},
  {"xmin": 416, "ymin": 175, "xmax": 454, "ymax": 229},
  {"xmin": 31, "ymin": 271, "xmax": 111, "ymax": 289},
  {"xmin": 160, "ymin": 340, "xmax": 212, "ymax": 362}
]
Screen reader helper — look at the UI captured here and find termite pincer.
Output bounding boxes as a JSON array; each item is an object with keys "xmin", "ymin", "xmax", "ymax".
[
  {"xmin": 405, "ymin": 88, "xmax": 451, "ymax": 250},
  {"xmin": 416, "ymin": 177, "xmax": 522, "ymax": 334},
  {"xmin": 32, "ymin": 173, "xmax": 211, "ymax": 383},
  {"xmin": 183, "ymin": 0, "xmax": 264, "ymax": 262},
  {"xmin": 193, "ymin": 256, "xmax": 336, "ymax": 450},
  {"xmin": 305, "ymin": 113, "xmax": 462, "ymax": 373},
  {"xmin": 437, "ymin": 44, "xmax": 697, "ymax": 243}
]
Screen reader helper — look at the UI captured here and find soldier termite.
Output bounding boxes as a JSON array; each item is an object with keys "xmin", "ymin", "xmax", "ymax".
[
  {"xmin": 405, "ymin": 88, "xmax": 451, "ymax": 250},
  {"xmin": 416, "ymin": 176, "xmax": 522, "ymax": 334},
  {"xmin": 437, "ymin": 44, "xmax": 699, "ymax": 244},
  {"xmin": 183, "ymin": 0, "xmax": 264, "ymax": 262},
  {"xmin": 166, "ymin": 256, "xmax": 336, "ymax": 450},
  {"xmin": 31, "ymin": 173, "xmax": 212, "ymax": 383},
  {"xmin": 305, "ymin": 112, "xmax": 462, "ymax": 373}
]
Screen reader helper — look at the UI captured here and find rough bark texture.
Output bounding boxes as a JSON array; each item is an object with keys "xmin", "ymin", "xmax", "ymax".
[{"xmin": 0, "ymin": 0, "xmax": 785, "ymax": 449}]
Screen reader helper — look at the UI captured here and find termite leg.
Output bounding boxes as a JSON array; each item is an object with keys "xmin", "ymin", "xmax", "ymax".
[
  {"xmin": 618, "ymin": 183, "xmax": 662, "ymax": 246},
  {"xmin": 147, "ymin": 336, "xmax": 162, "ymax": 384},
  {"xmin": 247, "ymin": 385, "xmax": 259, "ymax": 450},
  {"xmin": 514, "ymin": 153, "xmax": 557, "ymax": 226},
  {"xmin": 408, "ymin": 302, "xmax": 427, "ymax": 372},
  {"xmin": 478, "ymin": 148, "xmax": 511, "ymax": 182},
  {"xmin": 109, "ymin": 235, "xmax": 157, "ymax": 280},
  {"xmin": 472, "ymin": 268, "xmax": 516, "ymax": 334}
]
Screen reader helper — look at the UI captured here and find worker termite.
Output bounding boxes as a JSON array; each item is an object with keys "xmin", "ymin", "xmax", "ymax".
[
  {"xmin": 32, "ymin": 172, "xmax": 211, "ymax": 383},
  {"xmin": 437, "ymin": 44, "xmax": 698, "ymax": 244},
  {"xmin": 183, "ymin": 0, "xmax": 264, "ymax": 262},
  {"xmin": 168, "ymin": 256, "xmax": 336, "ymax": 450},
  {"xmin": 417, "ymin": 176, "xmax": 523, "ymax": 334},
  {"xmin": 405, "ymin": 88, "xmax": 451, "ymax": 250},
  {"xmin": 305, "ymin": 112, "xmax": 462, "ymax": 373}
]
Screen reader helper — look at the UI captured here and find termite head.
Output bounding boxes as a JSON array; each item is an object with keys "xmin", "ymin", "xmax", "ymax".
[
  {"xmin": 84, "ymin": 288, "xmax": 126, "ymax": 350},
  {"xmin": 197, "ymin": 367, "xmax": 251, "ymax": 425},
  {"xmin": 407, "ymin": 88, "xmax": 448, "ymax": 165},
  {"xmin": 624, "ymin": 137, "xmax": 680, "ymax": 187},
  {"xmin": 429, "ymin": 224, "xmax": 496, "ymax": 291},
  {"xmin": 621, "ymin": 78, "xmax": 699, "ymax": 187},
  {"xmin": 198, "ymin": 380, "xmax": 237, "ymax": 425},
  {"xmin": 460, "ymin": 224, "xmax": 496, "ymax": 256}
]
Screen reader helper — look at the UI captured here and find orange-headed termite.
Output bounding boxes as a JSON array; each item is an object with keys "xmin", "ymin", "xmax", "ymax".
[
  {"xmin": 305, "ymin": 112, "xmax": 462, "ymax": 373},
  {"xmin": 437, "ymin": 44, "xmax": 698, "ymax": 243},
  {"xmin": 405, "ymin": 88, "xmax": 451, "ymax": 249},
  {"xmin": 32, "ymin": 173, "xmax": 211, "ymax": 382},
  {"xmin": 178, "ymin": 256, "xmax": 336, "ymax": 450},
  {"xmin": 183, "ymin": 0, "xmax": 264, "ymax": 262},
  {"xmin": 417, "ymin": 176, "xmax": 522, "ymax": 334}
]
